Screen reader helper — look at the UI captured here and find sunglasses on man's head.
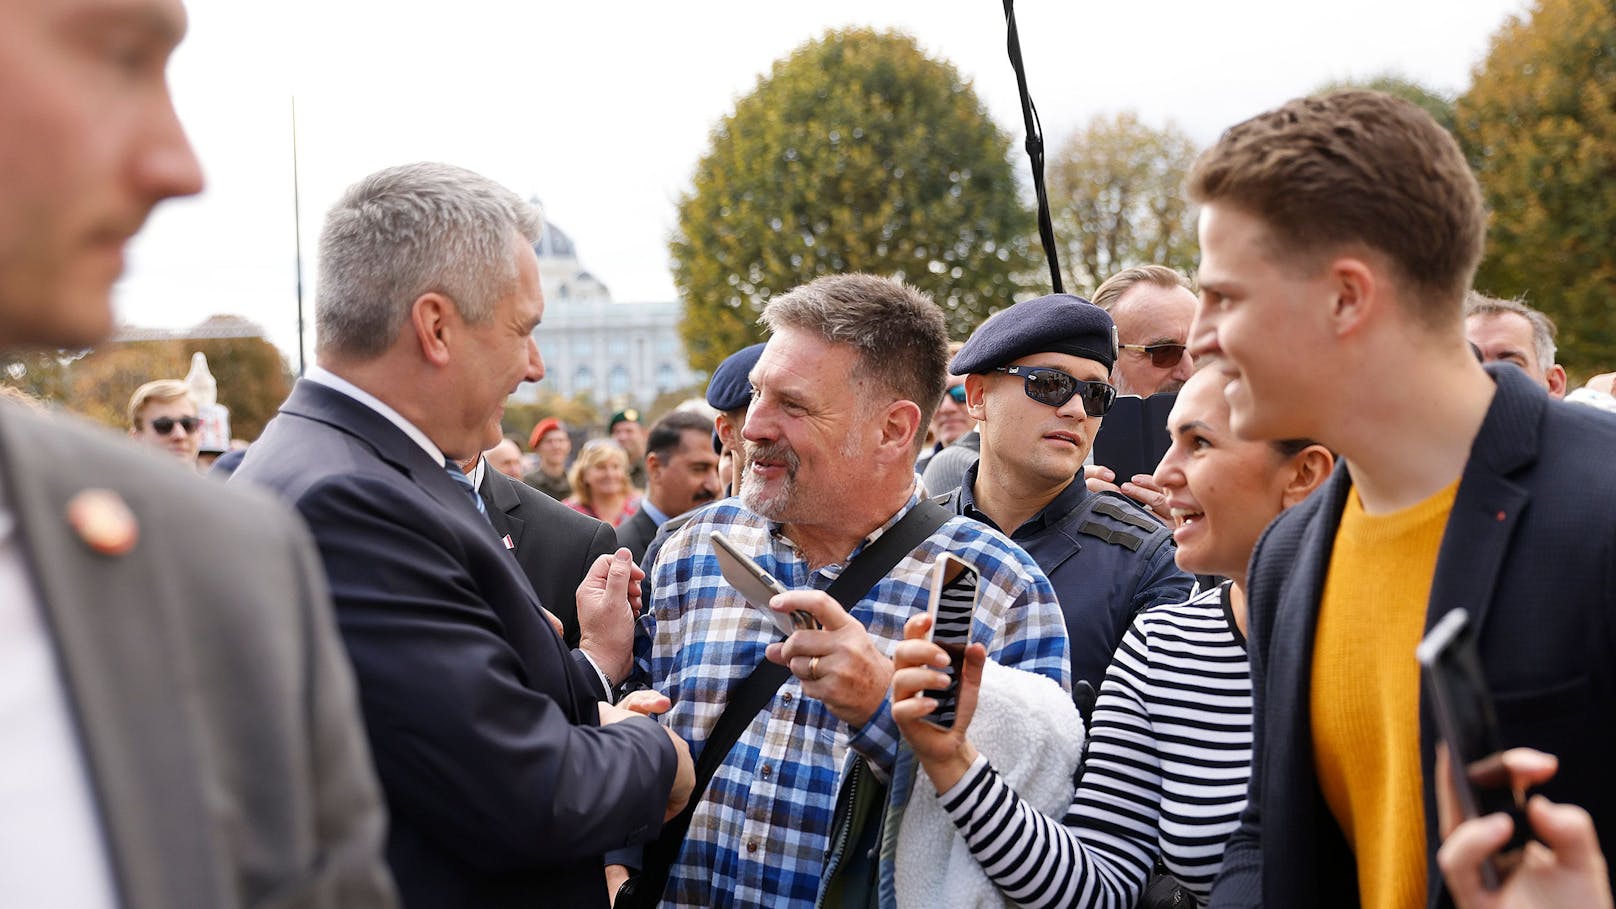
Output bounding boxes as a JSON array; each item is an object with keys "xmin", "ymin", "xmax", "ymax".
[
  {"xmin": 945, "ymin": 385, "xmax": 968, "ymax": 404},
  {"xmin": 993, "ymin": 366, "xmax": 1116, "ymax": 416},
  {"xmin": 1117, "ymin": 342, "xmax": 1187, "ymax": 369},
  {"xmin": 149, "ymin": 416, "xmax": 200, "ymax": 435}
]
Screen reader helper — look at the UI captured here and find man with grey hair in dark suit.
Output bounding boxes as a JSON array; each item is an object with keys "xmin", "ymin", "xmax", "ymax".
[
  {"xmin": 0, "ymin": 0, "xmax": 396, "ymax": 906},
  {"xmin": 235, "ymin": 162, "xmax": 694, "ymax": 908}
]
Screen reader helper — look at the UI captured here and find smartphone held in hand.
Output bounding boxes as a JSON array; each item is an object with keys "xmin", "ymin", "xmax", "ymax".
[
  {"xmin": 1417, "ymin": 607, "xmax": 1530, "ymax": 890},
  {"xmin": 711, "ymin": 530, "xmax": 816, "ymax": 637},
  {"xmin": 922, "ymin": 554, "xmax": 980, "ymax": 728}
]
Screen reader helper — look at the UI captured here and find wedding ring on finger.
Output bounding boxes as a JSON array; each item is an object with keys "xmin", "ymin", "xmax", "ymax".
[{"xmin": 808, "ymin": 656, "xmax": 821, "ymax": 681}]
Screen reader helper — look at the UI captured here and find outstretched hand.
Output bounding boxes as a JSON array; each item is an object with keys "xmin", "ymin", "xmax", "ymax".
[
  {"xmin": 1084, "ymin": 465, "xmax": 1170, "ymax": 525},
  {"xmin": 890, "ymin": 611, "xmax": 984, "ymax": 793},
  {"xmin": 577, "ymin": 549, "xmax": 645, "ymax": 686}
]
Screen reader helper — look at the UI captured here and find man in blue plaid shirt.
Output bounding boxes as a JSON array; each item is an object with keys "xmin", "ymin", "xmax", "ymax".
[{"xmin": 635, "ymin": 274, "xmax": 1070, "ymax": 908}]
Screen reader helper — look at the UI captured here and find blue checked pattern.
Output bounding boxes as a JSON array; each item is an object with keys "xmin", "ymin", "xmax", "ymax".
[{"xmin": 637, "ymin": 491, "xmax": 1070, "ymax": 909}]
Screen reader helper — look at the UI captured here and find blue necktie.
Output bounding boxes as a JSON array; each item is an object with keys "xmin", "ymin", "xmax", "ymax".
[{"xmin": 444, "ymin": 458, "xmax": 489, "ymax": 520}]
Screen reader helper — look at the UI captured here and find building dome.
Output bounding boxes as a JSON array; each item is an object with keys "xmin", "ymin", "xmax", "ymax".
[{"xmin": 533, "ymin": 221, "xmax": 576, "ymax": 260}]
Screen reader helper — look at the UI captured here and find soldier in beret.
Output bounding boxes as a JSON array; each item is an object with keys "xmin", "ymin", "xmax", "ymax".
[
  {"xmin": 609, "ymin": 408, "xmax": 650, "ymax": 490},
  {"xmin": 940, "ymin": 293, "xmax": 1194, "ymax": 714}
]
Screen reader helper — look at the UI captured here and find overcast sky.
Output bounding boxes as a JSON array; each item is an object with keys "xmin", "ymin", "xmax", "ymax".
[{"xmin": 120, "ymin": 0, "xmax": 1532, "ymax": 364}]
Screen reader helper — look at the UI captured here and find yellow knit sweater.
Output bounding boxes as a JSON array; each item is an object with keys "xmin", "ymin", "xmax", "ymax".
[{"xmin": 1311, "ymin": 480, "xmax": 1458, "ymax": 909}]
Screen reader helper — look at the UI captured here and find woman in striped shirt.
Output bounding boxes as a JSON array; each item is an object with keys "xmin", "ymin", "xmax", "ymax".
[{"xmin": 892, "ymin": 368, "xmax": 1334, "ymax": 908}]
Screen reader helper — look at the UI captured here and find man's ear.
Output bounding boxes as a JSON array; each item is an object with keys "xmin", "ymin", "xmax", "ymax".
[
  {"xmin": 645, "ymin": 451, "xmax": 664, "ymax": 482},
  {"xmin": 714, "ymin": 412, "xmax": 739, "ymax": 450},
  {"xmin": 963, "ymin": 374, "xmax": 987, "ymax": 421},
  {"xmin": 411, "ymin": 293, "xmax": 455, "ymax": 367},
  {"xmin": 880, "ymin": 399, "xmax": 923, "ymax": 460},
  {"xmin": 1327, "ymin": 256, "xmax": 1378, "ymax": 338},
  {"xmin": 1281, "ymin": 445, "xmax": 1336, "ymax": 509},
  {"xmin": 1546, "ymin": 364, "xmax": 1568, "ymax": 398}
]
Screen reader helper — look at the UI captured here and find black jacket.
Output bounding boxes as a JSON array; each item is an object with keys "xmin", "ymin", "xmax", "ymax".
[
  {"xmin": 479, "ymin": 467, "xmax": 617, "ymax": 647},
  {"xmin": 237, "ymin": 380, "xmax": 676, "ymax": 909},
  {"xmin": 1211, "ymin": 366, "xmax": 1616, "ymax": 908}
]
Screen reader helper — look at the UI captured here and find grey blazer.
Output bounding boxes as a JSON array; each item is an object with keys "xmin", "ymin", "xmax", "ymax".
[{"xmin": 0, "ymin": 403, "xmax": 395, "ymax": 909}]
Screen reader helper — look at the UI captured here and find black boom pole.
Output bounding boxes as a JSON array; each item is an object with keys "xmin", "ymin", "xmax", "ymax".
[{"xmin": 1002, "ymin": 0, "xmax": 1063, "ymax": 295}]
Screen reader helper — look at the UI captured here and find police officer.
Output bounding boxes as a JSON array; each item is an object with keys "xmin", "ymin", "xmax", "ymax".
[{"xmin": 942, "ymin": 293, "xmax": 1193, "ymax": 713}]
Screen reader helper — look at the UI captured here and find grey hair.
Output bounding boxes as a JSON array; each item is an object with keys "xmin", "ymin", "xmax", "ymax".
[
  {"xmin": 315, "ymin": 162, "xmax": 542, "ymax": 359},
  {"xmin": 1090, "ymin": 264, "xmax": 1194, "ymax": 313},
  {"xmin": 759, "ymin": 273, "xmax": 949, "ymax": 449},
  {"xmin": 1464, "ymin": 291, "xmax": 1558, "ymax": 371}
]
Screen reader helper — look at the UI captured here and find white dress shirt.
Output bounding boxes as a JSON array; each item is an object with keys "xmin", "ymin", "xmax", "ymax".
[{"xmin": 0, "ymin": 501, "xmax": 118, "ymax": 908}]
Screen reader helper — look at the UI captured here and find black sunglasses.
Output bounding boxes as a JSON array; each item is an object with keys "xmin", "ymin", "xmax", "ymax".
[
  {"xmin": 945, "ymin": 385, "xmax": 967, "ymax": 404},
  {"xmin": 150, "ymin": 416, "xmax": 200, "ymax": 435},
  {"xmin": 1117, "ymin": 342, "xmax": 1187, "ymax": 369},
  {"xmin": 994, "ymin": 366, "xmax": 1116, "ymax": 416}
]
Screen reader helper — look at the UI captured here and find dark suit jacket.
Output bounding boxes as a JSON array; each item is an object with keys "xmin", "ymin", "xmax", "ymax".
[
  {"xmin": 235, "ymin": 380, "xmax": 677, "ymax": 909},
  {"xmin": 0, "ymin": 403, "xmax": 395, "ymax": 908},
  {"xmin": 479, "ymin": 466, "xmax": 617, "ymax": 647},
  {"xmin": 616, "ymin": 505, "xmax": 658, "ymax": 566},
  {"xmin": 1211, "ymin": 366, "xmax": 1616, "ymax": 908}
]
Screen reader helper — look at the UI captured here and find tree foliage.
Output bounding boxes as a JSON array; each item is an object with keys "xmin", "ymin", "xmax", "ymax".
[
  {"xmin": 670, "ymin": 28, "xmax": 1035, "ymax": 369},
  {"xmin": 1457, "ymin": 0, "xmax": 1616, "ymax": 372},
  {"xmin": 1047, "ymin": 112, "xmax": 1200, "ymax": 295},
  {"xmin": 1315, "ymin": 73, "xmax": 1458, "ymax": 134},
  {"xmin": 0, "ymin": 321, "xmax": 294, "ymax": 439},
  {"xmin": 502, "ymin": 391, "xmax": 603, "ymax": 446}
]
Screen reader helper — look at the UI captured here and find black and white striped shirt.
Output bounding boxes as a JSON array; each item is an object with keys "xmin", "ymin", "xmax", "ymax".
[{"xmin": 939, "ymin": 583, "xmax": 1249, "ymax": 908}]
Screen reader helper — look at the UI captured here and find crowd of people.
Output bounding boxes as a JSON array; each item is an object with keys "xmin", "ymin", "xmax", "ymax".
[{"xmin": 1, "ymin": 1, "xmax": 1613, "ymax": 908}]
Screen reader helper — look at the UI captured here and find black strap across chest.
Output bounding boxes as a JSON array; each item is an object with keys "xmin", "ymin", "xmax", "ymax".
[{"xmin": 622, "ymin": 499, "xmax": 951, "ymax": 906}]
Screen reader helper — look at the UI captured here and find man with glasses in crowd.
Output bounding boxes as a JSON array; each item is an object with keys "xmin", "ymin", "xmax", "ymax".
[
  {"xmin": 127, "ymin": 379, "xmax": 201, "ymax": 466},
  {"xmin": 1081, "ymin": 265, "xmax": 1200, "ymax": 522},
  {"xmin": 1092, "ymin": 265, "xmax": 1198, "ymax": 398},
  {"xmin": 914, "ymin": 344, "xmax": 970, "ymax": 477},
  {"xmin": 938, "ymin": 293, "xmax": 1192, "ymax": 711}
]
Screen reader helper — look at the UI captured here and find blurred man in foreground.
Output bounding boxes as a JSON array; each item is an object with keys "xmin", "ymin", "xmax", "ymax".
[{"xmin": 0, "ymin": 0, "xmax": 395, "ymax": 904}]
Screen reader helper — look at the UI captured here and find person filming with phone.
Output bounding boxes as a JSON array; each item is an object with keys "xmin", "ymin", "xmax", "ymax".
[
  {"xmin": 892, "ymin": 366, "xmax": 1333, "ymax": 907},
  {"xmin": 621, "ymin": 274, "xmax": 1070, "ymax": 909}
]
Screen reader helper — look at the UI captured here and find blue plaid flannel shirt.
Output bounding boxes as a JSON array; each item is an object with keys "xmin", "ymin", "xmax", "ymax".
[{"xmin": 635, "ymin": 491, "xmax": 1070, "ymax": 908}]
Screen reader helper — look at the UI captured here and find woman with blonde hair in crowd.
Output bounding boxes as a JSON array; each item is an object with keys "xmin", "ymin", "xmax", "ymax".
[
  {"xmin": 892, "ymin": 367, "xmax": 1334, "ymax": 908},
  {"xmin": 563, "ymin": 438, "xmax": 641, "ymax": 528}
]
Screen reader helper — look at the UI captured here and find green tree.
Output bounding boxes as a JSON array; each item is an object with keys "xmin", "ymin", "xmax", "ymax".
[
  {"xmin": 670, "ymin": 28, "xmax": 1035, "ymax": 369},
  {"xmin": 1047, "ymin": 112, "xmax": 1200, "ymax": 294},
  {"xmin": 1457, "ymin": 0, "xmax": 1616, "ymax": 372},
  {"xmin": 1315, "ymin": 73, "xmax": 1458, "ymax": 134},
  {"xmin": 1, "ymin": 318, "xmax": 295, "ymax": 439}
]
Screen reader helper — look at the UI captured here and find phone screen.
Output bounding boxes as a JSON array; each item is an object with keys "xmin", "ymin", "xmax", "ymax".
[
  {"xmin": 923, "ymin": 555, "xmax": 979, "ymax": 729},
  {"xmin": 1417, "ymin": 608, "xmax": 1529, "ymax": 888}
]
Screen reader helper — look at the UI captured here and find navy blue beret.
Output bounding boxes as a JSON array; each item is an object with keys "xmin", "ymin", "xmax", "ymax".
[
  {"xmin": 705, "ymin": 342, "xmax": 767, "ymax": 412},
  {"xmin": 950, "ymin": 294, "xmax": 1116, "ymax": 375}
]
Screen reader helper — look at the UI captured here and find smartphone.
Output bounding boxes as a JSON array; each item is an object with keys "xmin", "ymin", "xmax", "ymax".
[
  {"xmin": 1416, "ymin": 607, "xmax": 1529, "ymax": 890},
  {"xmin": 921, "ymin": 554, "xmax": 980, "ymax": 729},
  {"xmin": 710, "ymin": 530, "xmax": 817, "ymax": 637}
]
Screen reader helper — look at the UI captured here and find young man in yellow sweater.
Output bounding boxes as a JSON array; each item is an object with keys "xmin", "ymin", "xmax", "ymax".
[{"xmin": 1192, "ymin": 91, "xmax": 1616, "ymax": 908}]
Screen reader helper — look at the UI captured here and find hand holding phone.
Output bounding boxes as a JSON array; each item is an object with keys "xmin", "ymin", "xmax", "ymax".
[
  {"xmin": 921, "ymin": 554, "xmax": 980, "ymax": 729},
  {"xmin": 1418, "ymin": 608, "xmax": 1531, "ymax": 890},
  {"xmin": 711, "ymin": 530, "xmax": 816, "ymax": 637}
]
